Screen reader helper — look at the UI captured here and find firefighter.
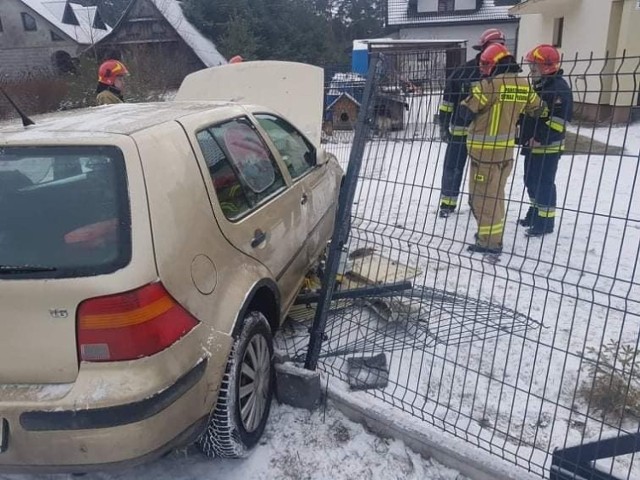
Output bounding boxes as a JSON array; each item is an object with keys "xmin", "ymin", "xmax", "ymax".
[
  {"xmin": 96, "ymin": 60, "xmax": 129, "ymax": 105},
  {"xmin": 452, "ymin": 44, "xmax": 546, "ymax": 254},
  {"xmin": 518, "ymin": 44, "xmax": 573, "ymax": 237},
  {"xmin": 437, "ymin": 28, "xmax": 507, "ymax": 218}
]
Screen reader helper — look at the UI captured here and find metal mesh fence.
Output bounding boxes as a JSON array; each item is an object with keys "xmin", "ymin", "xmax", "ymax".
[{"xmin": 277, "ymin": 50, "xmax": 640, "ymax": 479}]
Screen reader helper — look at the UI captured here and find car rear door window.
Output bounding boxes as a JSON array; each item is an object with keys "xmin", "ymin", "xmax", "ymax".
[
  {"xmin": 196, "ymin": 117, "xmax": 285, "ymax": 220},
  {"xmin": 255, "ymin": 114, "xmax": 316, "ymax": 179},
  {"xmin": 0, "ymin": 146, "xmax": 130, "ymax": 278}
]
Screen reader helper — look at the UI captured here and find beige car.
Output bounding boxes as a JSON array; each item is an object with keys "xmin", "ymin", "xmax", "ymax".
[{"xmin": 0, "ymin": 62, "xmax": 343, "ymax": 472}]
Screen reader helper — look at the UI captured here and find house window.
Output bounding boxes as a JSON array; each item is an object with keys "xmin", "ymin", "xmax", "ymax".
[
  {"xmin": 51, "ymin": 30, "xmax": 64, "ymax": 42},
  {"xmin": 21, "ymin": 12, "xmax": 37, "ymax": 31},
  {"xmin": 438, "ymin": 0, "xmax": 455, "ymax": 12},
  {"xmin": 553, "ymin": 17, "xmax": 564, "ymax": 48}
]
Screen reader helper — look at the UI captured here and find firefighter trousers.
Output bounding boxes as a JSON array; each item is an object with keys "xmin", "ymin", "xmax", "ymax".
[
  {"xmin": 469, "ymin": 158, "xmax": 514, "ymax": 249},
  {"xmin": 440, "ymin": 135, "xmax": 468, "ymax": 209},
  {"xmin": 523, "ymin": 152, "xmax": 560, "ymax": 232}
]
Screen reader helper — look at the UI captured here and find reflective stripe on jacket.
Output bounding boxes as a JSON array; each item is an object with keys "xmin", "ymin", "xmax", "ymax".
[
  {"xmin": 519, "ymin": 72, "xmax": 573, "ymax": 155},
  {"xmin": 455, "ymin": 73, "xmax": 546, "ymax": 163}
]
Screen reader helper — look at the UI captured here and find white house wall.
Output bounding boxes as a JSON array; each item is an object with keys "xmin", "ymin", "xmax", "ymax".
[
  {"xmin": 617, "ymin": 0, "xmax": 640, "ymax": 57},
  {"xmin": 398, "ymin": 22, "xmax": 519, "ymax": 59},
  {"xmin": 0, "ymin": 0, "xmax": 80, "ymax": 77},
  {"xmin": 517, "ymin": 0, "xmax": 639, "ymax": 107},
  {"xmin": 517, "ymin": 0, "xmax": 614, "ymax": 58},
  {"xmin": 614, "ymin": 0, "xmax": 640, "ymax": 107}
]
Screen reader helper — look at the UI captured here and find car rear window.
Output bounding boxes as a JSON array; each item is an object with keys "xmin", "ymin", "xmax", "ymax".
[{"xmin": 0, "ymin": 146, "xmax": 131, "ymax": 278}]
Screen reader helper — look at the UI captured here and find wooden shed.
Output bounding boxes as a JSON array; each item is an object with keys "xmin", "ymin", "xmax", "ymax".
[{"xmin": 326, "ymin": 93, "xmax": 361, "ymax": 131}]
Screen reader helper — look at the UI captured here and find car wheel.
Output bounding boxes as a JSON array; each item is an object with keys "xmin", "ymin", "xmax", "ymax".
[{"xmin": 198, "ymin": 311, "xmax": 274, "ymax": 458}]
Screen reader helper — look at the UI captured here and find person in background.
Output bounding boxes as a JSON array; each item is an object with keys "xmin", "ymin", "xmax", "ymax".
[
  {"xmin": 437, "ymin": 28, "xmax": 507, "ymax": 218},
  {"xmin": 518, "ymin": 44, "xmax": 573, "ymax": 237},
  {"xmin": 229, "ymin": 55, "xmax": 244, "ymax": 64},
  {"xmin": 452, "ymin": 44, "xmax": 546, "ymax": 255},
  {"xmin": 96, "ymin": 60, "xmax": 129, "ymax": 105}
]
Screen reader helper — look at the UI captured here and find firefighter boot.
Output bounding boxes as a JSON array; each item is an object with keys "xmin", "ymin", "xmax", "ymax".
[
  {"xmin": 439, "ymin": 204, "xmax": 456, "ymax": 218},
  {"xmin": 525, "ymin": 214, "xmax": 555, "ymax": 237},
  {"xmin": 518, "ymin": 206, "xmax": 536, "ymax": 227},
  {"xmin": 467, "ymin": 242, "xmax": 503, "ymax": 255}
]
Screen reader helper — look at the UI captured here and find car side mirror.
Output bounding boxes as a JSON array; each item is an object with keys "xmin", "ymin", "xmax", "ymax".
[{"xmin": 316, "ymin": 147, "xmax": 328, "ymax": 166}]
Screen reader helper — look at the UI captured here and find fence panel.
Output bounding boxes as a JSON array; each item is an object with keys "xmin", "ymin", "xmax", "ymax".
[{"xmin": 278, "ymin": 50, "xmax": 640, "ymax": 479}]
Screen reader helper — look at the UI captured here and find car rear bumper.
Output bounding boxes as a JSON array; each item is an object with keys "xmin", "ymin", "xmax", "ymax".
[
  {"xmin": 0, "ymin": 329, "xmax": 233, "ymax": 472},
  {"xmin": 0, "ymin": 360, "xmax": 209, "ymax": 473},
  {"xmin": 0, "ymin": 415, "xmax": 208, "ymax": 475},
  {"xmin": 19, "ymin": 360, "xmax": 207, "ymax": 432}
]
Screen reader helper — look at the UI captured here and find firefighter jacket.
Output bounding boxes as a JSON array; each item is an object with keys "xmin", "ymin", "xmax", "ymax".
[
  {"xmin": 518, "ymin": 71, "xmax": 573, "ymax": 155},
  {"xmin": 453, "ymin": 63, "xmax": 546, "ymax": 163},
  {"xmin": 438, "ymin": 56, "xmax": 482, "ymax": 136},
  {"xmin": 96, "ymin": 85, "xmax": 124, "ymax": 106}
]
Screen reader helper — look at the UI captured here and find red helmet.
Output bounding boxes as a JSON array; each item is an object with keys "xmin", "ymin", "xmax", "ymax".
[
  {"xmin": 229, "ymin": 55, "xmax": 244, "ymax": 64},
  {"xmin": 479, "ymin": 43, "xmax": 511, "ymax": 76},
  {"xmin": 525, "ymin": 44, "xmax": 561, "ymax": 75},
  {"xmin": 473, "ymin": 28, "xmax": 506, "ymax": 51},
  {"xmin": 98, "ymin": 60, "xmax": 129, "ymax": 86}
]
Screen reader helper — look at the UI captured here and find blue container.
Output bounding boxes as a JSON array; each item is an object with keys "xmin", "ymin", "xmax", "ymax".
[{"xmin": 352, "ymin": 40, "xmax": 369, "ymax": 76}]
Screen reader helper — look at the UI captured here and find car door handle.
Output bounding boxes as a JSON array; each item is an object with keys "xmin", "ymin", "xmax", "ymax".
[
  {"xmin": 301, "ymin": 193, "xmax": 308, "ymax": 205},
  {"xmin": 251, "ymin": 229, "xmax": 267, "ymax": 248}
]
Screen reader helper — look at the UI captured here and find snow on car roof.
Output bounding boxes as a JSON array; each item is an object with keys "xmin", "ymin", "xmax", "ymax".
[{"xmin": 0, "ymin": 102, "xmax": 240, "ymax": 140}]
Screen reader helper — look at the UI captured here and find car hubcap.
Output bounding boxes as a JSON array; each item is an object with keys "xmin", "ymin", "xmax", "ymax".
[{"xmin": 239, "ymin": 335, "xmax": 271, "ymax": 432}]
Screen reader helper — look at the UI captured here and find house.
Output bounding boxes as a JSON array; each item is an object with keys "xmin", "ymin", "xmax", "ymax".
[
  {"xmin": 0, "ymin": 0, "xmax": 111, "ymax": 77},
  {"xmin": 510, "ymin": 0, "xmax": 640, "ymax": 123},
  {"xmin": 387, "ymin": 0, "xmax": 522, "ymax": 59},
  {"xmin": 93, "ymin": 0, "xmax": 226, "ymax": 88}
]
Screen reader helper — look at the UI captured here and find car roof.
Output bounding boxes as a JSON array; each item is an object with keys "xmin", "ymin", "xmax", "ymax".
[{"xmin": 0, "ymin": 102, "xmax": 247, "ymax": 141}]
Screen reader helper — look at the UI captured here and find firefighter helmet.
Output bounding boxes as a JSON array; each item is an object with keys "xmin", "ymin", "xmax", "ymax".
[
  {"xmin": 525, "ymin": 44, "xmax": 561, "ymax": 75},
  {"xmin": 98, "ymin": 60, "xmax": 129, "ymax": 86},
  {"xmin": 479, "ymin": 43, "xmax": 511, "ymax": 76},
  {"xmin": 473, "ymin": 28, "xmax": 506, "ymax": 51}
]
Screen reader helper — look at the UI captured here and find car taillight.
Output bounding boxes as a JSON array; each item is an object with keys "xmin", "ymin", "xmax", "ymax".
[{"xmin": 77, "ymin": 283, "xmax": 199, "ymax": 362}]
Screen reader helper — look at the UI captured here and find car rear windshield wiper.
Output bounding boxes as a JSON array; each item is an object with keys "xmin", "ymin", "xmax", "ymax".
[{"xmin": 0, "ymin": 265, "xmax": 57, "ymax": 274}]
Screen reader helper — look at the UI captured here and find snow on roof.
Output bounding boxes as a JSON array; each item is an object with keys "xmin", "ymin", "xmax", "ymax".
[
  {"xmin": 388, "ymin": 0, "xmax": 517, "ymax": 27},
  {"xmin": 326, "ymin": 92, "xmax": 361, "ymax": 111},
  {"xmin": 148, "ymin": 0, "xmax": 226, "ymax": 67},
  {"xmin": 20, "ymin": 0, "xmax": 111, "ymax": 45}
]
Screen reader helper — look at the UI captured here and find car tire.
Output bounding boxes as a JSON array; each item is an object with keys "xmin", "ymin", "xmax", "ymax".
[{"xmin": 197, "ymin": 311, "xmax": 274, "ymax": 458}]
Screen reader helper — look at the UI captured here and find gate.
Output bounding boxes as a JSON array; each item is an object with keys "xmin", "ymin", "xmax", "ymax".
[{"xmin": 278, "ymin": 49, "xmax": 640, "ymax": 479}]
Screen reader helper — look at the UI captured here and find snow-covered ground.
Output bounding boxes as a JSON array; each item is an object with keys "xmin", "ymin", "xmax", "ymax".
[
  {"xmin": 0, "ymin": 403, "xmax": 465, "ymax": 480},
  {"xmin": 314, "ymin": 93, "xmax": 640, "ymax": 478}
]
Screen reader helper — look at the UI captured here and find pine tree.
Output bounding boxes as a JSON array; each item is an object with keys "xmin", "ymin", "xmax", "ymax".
[
  {"xmin": 218, "ymin": 13, "xmax": 259, "ymax": 60},
  {"xmin": 182, "ymin": 0, "xmax": 388, "ymax": 66}
]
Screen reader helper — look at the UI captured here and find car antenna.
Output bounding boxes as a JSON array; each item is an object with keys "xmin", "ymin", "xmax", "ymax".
[{"xmin": 0, "ymin": 87, "xmax": 35, "ymax": 127}]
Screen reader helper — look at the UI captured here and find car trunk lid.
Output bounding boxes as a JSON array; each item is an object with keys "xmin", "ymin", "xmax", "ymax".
[{"xmin": 175, "ymin": 61, "xmax": 324, "ymax": 146}]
